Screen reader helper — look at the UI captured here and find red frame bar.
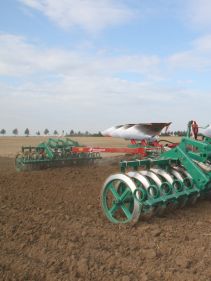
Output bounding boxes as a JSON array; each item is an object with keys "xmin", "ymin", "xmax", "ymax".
[{"xmin": 72, "ymin": 146, "xmax": 149, "ymax": 156}]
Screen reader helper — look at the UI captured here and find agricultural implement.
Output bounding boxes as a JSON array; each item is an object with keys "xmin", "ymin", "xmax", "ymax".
[
  {"xmin": 15, "ymin": 138, "xmax": 101, "ymax": 171},
  {"xmin": 101, "ymin": 121, "xmax": 211, "ymax": 224},
  {"xmin": 15, "ymin": 123, "xmax": 171, "ymax": 172}
]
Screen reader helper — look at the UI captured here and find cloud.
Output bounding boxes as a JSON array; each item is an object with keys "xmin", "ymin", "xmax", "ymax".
[
  {"xmin": 19, "ymin": 0, "xmax": 135, "ymax": 32},
  {"xmin": 168, "ymin": 51, "xmax": 211, "ymax": 70},
  {"xmin": 1, "ymin": 77, "xmax": 194, "ymax": 133},
  {"xmin": 0, "ymin": 33, "xmax": 89, "ymax": 76},
  {"xmin": 2, "ymin": 32, "xmax": 211, "ymax": 87},
  {"xmin": 1, "ymin": 32, "xmax": 211, "ymax": 132},
  {"xmin": 0, "ymin": 38, "xmax": 164, "ymax": 108},
  {"xmin": 20, "ymin": 0, "xmax": 211, "ymax": 33},
  {"xmin": 167, "ymin": 34, "xmax": 211, "ymax": 71},
  {"xmin": 193, "ymin": 35, "xmax": 211, "ymax": 52},
  {"xmin": 0, "ymin": 33, "xmax": 160, "ymax": 78},
  {"xmin": 0, "ymin": 33, "xmax": 168, "ymax": 131},
  {"xmin": 186, "ymin": 0, "xmax": 211, "ymax": 28}
]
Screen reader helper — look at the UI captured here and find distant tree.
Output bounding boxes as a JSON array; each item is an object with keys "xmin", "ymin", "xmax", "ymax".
[
  {"xmin": 44, "ymin": 128, "xmax": 49, "ymax": 136},
  {"xmin": 69, "ymin": 129, "xmax": 74, "ymax": 135},
  {"xmin": 24, "ymin": 128, "xmax": 30, "ymax": 136},
  {"xmin": 36, "ymin": 131, "xmax": 40, "ymax": 136},
  {"xmin": 92, "ymin": 131, "xmax": 102, "ymax": 137},
  {"xmin": 53, "ymin": 130, "xmax": 58, "ymax": 136},
  {"xmin": 0, "ymin": 129, "xmax": 6, "ymax": 136},
  {"xmin": 85, "ymin": 131, "xmax": 89, "ymax": 136},
  {"xmin": 12, "ymin": 128, "xmax": 18, "ymax": 136}
]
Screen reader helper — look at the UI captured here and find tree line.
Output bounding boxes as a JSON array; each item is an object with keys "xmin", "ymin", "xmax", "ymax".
[{"xmin": 0, "ymin": 128, "xmax": 102, "ymax": 137}]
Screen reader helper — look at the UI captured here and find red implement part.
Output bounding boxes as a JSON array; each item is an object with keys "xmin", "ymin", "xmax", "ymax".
[
  {"xmin": 71, "ymin": 139, "xmax": 178, "ymax": 157},
  {"xmin": 166, "ymin": 143, "xmax": 178, "ymax": 148},
  {"xmin": 72, "ymin": 146, "xmax": 148, "ymax": 156}
]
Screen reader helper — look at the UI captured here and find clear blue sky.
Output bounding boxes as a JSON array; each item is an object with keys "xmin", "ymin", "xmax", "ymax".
[{"xmin": 0, "ymin": 0, "xmax": 211, "ymax": 134}]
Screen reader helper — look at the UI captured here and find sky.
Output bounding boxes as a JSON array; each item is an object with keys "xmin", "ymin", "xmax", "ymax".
[{"xmin": 1, "ymin": 0, "xmax": 211, "ymax": 135}]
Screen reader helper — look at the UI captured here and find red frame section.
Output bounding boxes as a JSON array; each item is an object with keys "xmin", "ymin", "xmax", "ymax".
[
  {"xmin": 72, "ymin": 146, "xmax": 148, "ymax": 156},
  {"xmin": 71, "ymin": 140, "xmax": 178, "ymax": 157}
]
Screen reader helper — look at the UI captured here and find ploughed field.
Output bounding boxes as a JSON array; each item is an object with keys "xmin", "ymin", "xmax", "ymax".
[{"xmin": 0, "ymin": 136, "xmax": 211, "ymax": 281}]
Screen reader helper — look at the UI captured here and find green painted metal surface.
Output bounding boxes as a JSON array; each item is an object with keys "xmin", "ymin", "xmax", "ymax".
[
  {"xmin": 101, "ymin": 125, "xmax": 211, "ymax": 224},
  {"xmin": 15, "ymin": 138, "xmax": 101, "ymax": 171}
]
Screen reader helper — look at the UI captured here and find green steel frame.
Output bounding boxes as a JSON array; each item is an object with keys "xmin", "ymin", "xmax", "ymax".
[
  {"xmin": 15, "ymin": 138, "xmax": 101, "ymax": 171},
  {"xmin": 101, "ymin": 128, "xmax": 211, "ymax": 224}
]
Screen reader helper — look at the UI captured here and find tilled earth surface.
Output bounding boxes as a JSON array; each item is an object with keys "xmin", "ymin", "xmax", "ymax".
[{"xmin": 1, "ymin": 157, "xmax": 211, "ymax": 281}]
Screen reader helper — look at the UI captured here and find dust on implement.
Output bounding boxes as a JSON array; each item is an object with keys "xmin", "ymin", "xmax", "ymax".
[
  {"xmin": 101, "ymin": 121, "xmax": 211, "ymax": 224},
  {"xmin": 15, "ymin": 138, "xmax": 101, "ymax": 171}
]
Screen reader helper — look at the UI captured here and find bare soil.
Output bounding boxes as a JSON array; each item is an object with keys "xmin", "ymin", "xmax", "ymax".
[{"xmin": 0, "ymin": 137, "xmax": 211, "ymax": 281}]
